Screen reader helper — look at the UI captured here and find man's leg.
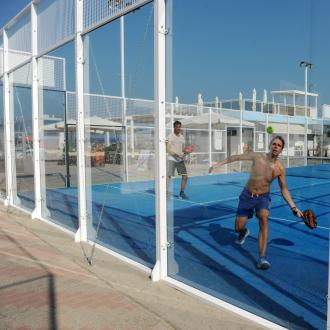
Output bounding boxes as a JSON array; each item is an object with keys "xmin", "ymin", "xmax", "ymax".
[
  {"xmin": 181, "ymin": 174, "xmax": 188, "ymax": 192},
  {"xmin": 235, "ymin": 216, "xmax": 249, "ymax": 232},
  {"xmin": 166, "ymin": 176, "xmax": 171, "ymax": 195},
  {"xmin": 256, "ymin": 209, "xmax": 271, "ymax": 269},
  {"xmin": 166, "ymin": 161, "xmax": 174, "ymax": 196},
  {"xmin": 235, "ymin": 216, "xmax": 249, "ymax": 245},
  {"xmin": 177, "ymin": 161, "xmax": 188, "ymax": 199},
  {"xmin": 257, "ymin": 209, "xmax": 269, "ymax": 257}
]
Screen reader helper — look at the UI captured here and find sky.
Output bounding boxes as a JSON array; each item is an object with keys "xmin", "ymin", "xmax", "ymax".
[
  {"xmin": 0, "ymin": 0, "xmax": 30, "ymax": 27},
  {"xmin": 1, "ymin": 0, "xmax": 330, "ymax": 109}
]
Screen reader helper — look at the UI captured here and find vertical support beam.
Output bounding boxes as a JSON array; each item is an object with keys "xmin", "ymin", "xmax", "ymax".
[
  {"xmin": 31, "ymin": 2, "xmax": 43, "ymax": 219},
  {"xmin": 286, "ymin": 115, "xmax": 290, "ymax": 168},
  {"xmin": 302, "ymin": 63, "xmax": 310, "ymax": 166},
  {"xmin": 328, "ymin": 221, "xmax": 330, "ymax": 329},
  {"xmin": 304, "ymin": 117, "xmax": 308, "ymax": 166},
  {"xmin": 3, "ymin": 29, "xmax": 15, "ymax": 206},
  {"xmin": 265, "ymin": 114, "xmax": 269, "ymax": 152},
  {"xmin": 208, "ymin": 107, "xmax": 212, "ymax": 168},
  {"xmin": 75, "ymin": 0, "xmax": 89, "ymax": 242},
  {"xmin": 151, "ymin": 0, "xmax": 167, "ymax": 281},
  {"xmin": 120, "ymin": 16, "xmax": 128, "ymax": 181},
  {"xmin": 239, "ymin": 104, "xmax": 243, "ymax": 171},
  {"xmin": 304, "ymin": 67, "xmax": 308, "ymax": 166},
  {"xmin": 170, "ymin": 102, "xmax": 174, "ymax": 127},
  {"xmin": 304, "ymin": 66, "xmax": 308, "ymax": 118},
  {"xmin": 64, "ymin": 92, "xmax": 71, "ymax": 187},
  {"xmin": 321, "ymin": 118, "xmax": 324, "ymax": 163}
]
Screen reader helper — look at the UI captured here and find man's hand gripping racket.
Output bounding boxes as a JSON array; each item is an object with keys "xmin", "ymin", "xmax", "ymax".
[{"xmin": 292, "ymin": 207, "xmax": 317, "ymax": 229}]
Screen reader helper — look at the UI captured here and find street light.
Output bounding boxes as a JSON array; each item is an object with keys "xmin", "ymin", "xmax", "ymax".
[
  {"xmin": 300, "ymin": 61, "xmax": 313, "ymax": 117},
  {"xmin": 300, "ymin": 61, "xmax": 313, "ymax": 166}
]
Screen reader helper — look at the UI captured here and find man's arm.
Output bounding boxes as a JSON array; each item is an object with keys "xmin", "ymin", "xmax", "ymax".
[
  {"xmin": 209, "ymin": 153, "xmax": 255, "ymax": 172},
  {"xmin": 278, "ymin": 167, "xmax": 303, "ymax": 217},
  {"xmin": 166, "ymin": 141, "xmax": 183, "ymax": 159}
]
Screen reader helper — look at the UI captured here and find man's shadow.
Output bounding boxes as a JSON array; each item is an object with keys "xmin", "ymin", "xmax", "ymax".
[
  {"xmin": 208, "ymin": 223, "xmax": 257, "ymax": 267},
  {"xmin": 207, "ymin": 223, "xmax": 295, "ymax": 267}
]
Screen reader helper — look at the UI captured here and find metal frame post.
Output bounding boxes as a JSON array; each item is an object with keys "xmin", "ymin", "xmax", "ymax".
[
  {"xmin": 305, "ymin": 117, "xmax": 308, "ymax": 166},
  {"xmin": 265, "ymin": 114, "xmax": 269, "ymax": 151},
  {"xmin": 300, "ymin": 61, "xmax": 313, "ymax": 166},
  {"xmin": 75, "ymin": 0, "xmax": 92, "ymax": 242},
  {"xmin": 208, "ymin": 107, "xmax": 212, "ymax": 168},
  {"xmin": 3, "ymin": 29, "xmax": 15, "ymax": 206},
  {"xmin": 287, "ymin": 115, "xmax": 290, "ymax": 168},
  {"xmin": 240, "ymin": 107, "xmax": 243, "ymax": 153},
  {"xmin": 151, "ymin": 0, "xmax": 167, "ymax": 281},
  {"xmin": 120, "ymin": 16, "xmax": 129, "ymax": 181},
  {"xmin": 31, "ymin": 2, "xmax": 44, "ymax": 219}
]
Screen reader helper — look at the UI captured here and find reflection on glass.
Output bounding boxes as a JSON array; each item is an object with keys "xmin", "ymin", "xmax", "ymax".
[
  {"xmin": 10, "ymin": 64, "xmax": 35, "ymax": 210},
  {"xmin": 83, "ymin": 3, "xmax": 156, "ymax": 267},
  {"xmin": 39, "ymin": 43, "xmax": 78, "ymax": 232}
]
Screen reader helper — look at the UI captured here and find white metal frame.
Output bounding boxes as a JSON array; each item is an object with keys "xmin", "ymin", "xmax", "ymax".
[
  {"xmin": 151, "ymin": 0, "xmax": 167, "ymax": 281},
  {"xmin": 0, "ymin": 1, "xmax": 329, "ymax": 330},
  {"xmin": 3, "ymin": 29, "xmax": 15, "ymax": 206},
  {"xmin": 31, "ymin": 2, "xmax": 43, "ymax": 219},
  {"xmin": 75, "ymin": 0, "xmax": 90, "ymax": 242}
]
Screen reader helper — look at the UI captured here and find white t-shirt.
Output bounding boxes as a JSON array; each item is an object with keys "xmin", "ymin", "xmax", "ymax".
[{"xmin": 167, "ymin": 132, "xmax": 185, "ymax": 162}]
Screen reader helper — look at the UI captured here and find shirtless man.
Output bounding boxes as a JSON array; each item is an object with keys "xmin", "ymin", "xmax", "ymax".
[{"xmin": 209, "ymin": 136, "xmax": 303, "ymax": 269}]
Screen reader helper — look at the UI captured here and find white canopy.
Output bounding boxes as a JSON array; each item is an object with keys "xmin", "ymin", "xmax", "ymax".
[
  {"xmin": 179, "ymin": 111, "xmax": 254, "ymax": 128},
  {"xmin": 44, "ymin": 116, "xmax": 122, "ymax": 132}
]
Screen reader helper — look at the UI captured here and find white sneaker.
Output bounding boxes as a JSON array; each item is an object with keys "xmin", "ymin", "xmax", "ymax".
[{"xmin": 235, "ymin": 228, "xmax": 250, "ymax": 245}]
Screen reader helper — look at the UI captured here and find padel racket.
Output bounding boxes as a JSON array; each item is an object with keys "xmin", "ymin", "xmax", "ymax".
[{"xmin": 302, "ymin": 209, "xmax": 317, "ymax": 229}]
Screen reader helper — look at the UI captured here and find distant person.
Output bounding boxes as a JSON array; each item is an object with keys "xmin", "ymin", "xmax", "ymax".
[
  {"xmin": 166, "ymin": 121, "xmax": 189, "ymax": 199},
  {"xmin": 209, "ymin": 136, "xmax": 303, "ymax": 269}
]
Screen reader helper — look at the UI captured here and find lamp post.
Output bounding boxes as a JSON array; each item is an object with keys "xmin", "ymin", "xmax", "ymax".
[
  {"xmin": 300, "ymin": 61, "xmax": 313, "ymax": 165},
  {"xmin": 300, "ymin": 61, "xmax": 313, "ymax": 116}
]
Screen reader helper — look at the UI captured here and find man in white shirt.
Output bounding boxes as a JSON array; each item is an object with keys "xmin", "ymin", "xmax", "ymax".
[{"xmin": 166, "ymin": 121, "xmax": 188, "ymax": 199}]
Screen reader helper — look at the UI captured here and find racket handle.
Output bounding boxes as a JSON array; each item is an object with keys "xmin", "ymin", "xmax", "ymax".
[{"xmin": 208, "ymin": 166, "xmax": 213, "ymax": 174}]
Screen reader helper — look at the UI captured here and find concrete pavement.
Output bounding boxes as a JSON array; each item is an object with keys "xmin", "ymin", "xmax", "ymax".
[{"xmin": 0, "ymin": 203, "xmax": 264, "ymax": 330}]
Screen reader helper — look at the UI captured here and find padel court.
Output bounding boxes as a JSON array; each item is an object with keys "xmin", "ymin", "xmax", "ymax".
[{"xmin": 19, "ymin": 163, "xmax": 330, "ymax": 329}]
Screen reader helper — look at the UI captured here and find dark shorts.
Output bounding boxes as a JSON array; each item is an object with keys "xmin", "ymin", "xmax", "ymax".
[
  {"xmin": 167, "ymin": 160, "xmax": 187, "ymax": 176},
  {"xmin": 237, "ymin": 188, "xmax": 271, "ymax": 219}
]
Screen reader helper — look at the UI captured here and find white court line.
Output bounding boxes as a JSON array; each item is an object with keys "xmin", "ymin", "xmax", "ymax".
[
  {"xmin": 109, "ymin": 178, "xmax": 330, "ymax": 203},
  {"xmin": 269, "ymin": 216, "xmax": 329, "ymax": 230},
  {"xmin": 106, "ymin": 183, "xmax": 330, "ymax": 234},
  {"xmin": 108, "ymin": 184, "xmax": 238, "ymax": 205}
]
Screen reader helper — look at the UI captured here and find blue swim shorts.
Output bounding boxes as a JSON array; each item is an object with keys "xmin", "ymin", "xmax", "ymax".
[{"xmin": 237, "ymin": 188, "xmax": 271, "ymax": 219}]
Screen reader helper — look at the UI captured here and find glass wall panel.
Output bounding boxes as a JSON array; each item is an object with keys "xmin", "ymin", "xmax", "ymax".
[
  {"xmin": 167, "ymin": 1, "xmax": 329, "ymax": 329},
  {"xmin": 0, "ymin": 78, "xmax": 5, "ymax": 197},
  {"xmin": 39, "ymin": 42, "xmax": 78, "ymax": 231},
  {"xmin": 10, "ymin": 63, "xmax": 35, "ymax": 210},
  {"xmin": 83, "ymin": 3, "xmax": 155, "ymax": 268}
]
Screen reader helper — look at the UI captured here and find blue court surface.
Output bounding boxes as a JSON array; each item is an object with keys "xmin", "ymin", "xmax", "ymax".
[{"xmin": 20, "ymin": 164, "xmax": 330, "ymax": 329}]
